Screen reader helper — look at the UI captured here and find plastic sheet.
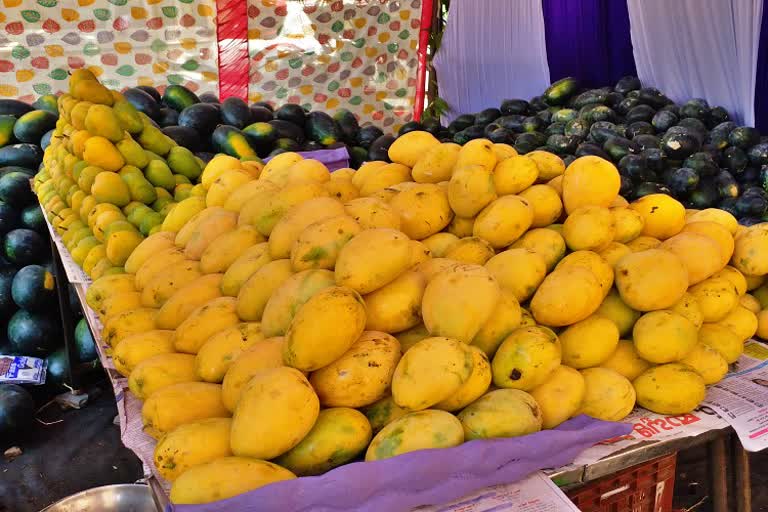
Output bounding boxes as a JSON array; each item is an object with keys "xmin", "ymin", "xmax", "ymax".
[
  {"xmin": 245, "ymin": 0, "xmax": 423, "ymax": 134},
  {"xmin": 262, "ymin": 146, "xmax": 350, "ymax": 171},
  {"xmin": 170, "ymin": 415, "xmax": 631, "ymax": 512},
  {"xmin": 0, "ymin": 0, "xmax": 219, "ymax": 102}
]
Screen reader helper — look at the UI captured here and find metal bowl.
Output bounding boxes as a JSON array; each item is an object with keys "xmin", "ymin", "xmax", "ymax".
[{"xmin": 41, "ymin": 484, "xmax": 160, "ymax": 512}]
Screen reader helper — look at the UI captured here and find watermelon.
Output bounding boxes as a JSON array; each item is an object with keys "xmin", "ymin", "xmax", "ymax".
[
  {"xmin": 0, "ymin": 268, "xmax": 15, "ymax": 318},
  {"xmin": 8, "ymin": 309, "xmax": 58, "ymax": 357},
  {"xmin": 74, "ymin": 317, "xmax": 97, "ymax": 363},
  {"xmin": 45, "ymin": 348, "xmax": 70, "ymax": 388},
  {"xmin": 0, "ymin": 384, "xmax": 34, "ymax": 442},
  {"xmin": 4, "ymin": 229, "xmax": 46, "ymax": 265},
  {"xmin": 19, "ymin": 204, "xmax": 45, "ymax": 233},
  {"xmin": 11, "ymin": 264, "xmax": 55, "ymax": 311}
]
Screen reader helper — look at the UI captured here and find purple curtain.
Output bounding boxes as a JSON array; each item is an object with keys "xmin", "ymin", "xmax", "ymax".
[
  {"xmin": 542, "ymin": 0, "xmax": 636, "ymax": 88},
  {"xmin": 756, "ymin": 7, "xmax": 768, "ymax": 131}
]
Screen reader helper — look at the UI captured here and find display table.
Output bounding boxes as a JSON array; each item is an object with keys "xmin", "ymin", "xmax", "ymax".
[{"xmin": 48, "ymin": 221, "xmax": 753, "ymax": 512}]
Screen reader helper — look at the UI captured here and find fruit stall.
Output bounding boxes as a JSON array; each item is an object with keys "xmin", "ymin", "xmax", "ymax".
[{"xmin": 6, "ymin": 0, "xmax": 768, "ymax": 511}]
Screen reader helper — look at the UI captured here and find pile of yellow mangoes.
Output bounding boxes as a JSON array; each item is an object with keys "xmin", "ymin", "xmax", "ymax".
[
  {"xmin": 80, "ymin": 130, "xmax": 768, "ymax": 505},
  {"xmin": 32, "ymin": 71, "xmax": 223, "ymax": 277}
]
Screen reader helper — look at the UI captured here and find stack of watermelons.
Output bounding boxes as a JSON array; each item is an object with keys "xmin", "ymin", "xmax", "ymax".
[
  {"xmin": 119, "ymin": 85, "xmax": 393, "ymax": 169},
  {"xmin": 0, "ymin": 96, "xmax": 99, "ymax": 397},
  {"xmin": 387, "ymin": 76, "xmax": 768, "ymax": 225}
]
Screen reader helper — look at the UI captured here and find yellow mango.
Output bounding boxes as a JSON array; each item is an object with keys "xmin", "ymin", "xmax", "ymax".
[
  {"xmin": 600, "ymin": 339, "xmax": 652, "ymax": 380},
  {"xmin": 563, "ymin": 205, "xmax": 614, "ymax": 251},
  {"xmin": 448, "ymin": 164, "xmax": 496, "ymax": 218},
  {"xmin": 290, "ymin": 215, "xmax": 361, "ymax": 271},
  {"xmin": 491, "ymin": 326, "xmax": 561, "ymax": 389},
  {"xmin": 358, "ymin": 162, "xmax": 412, "ymax": 197},
  {"xmin": 422, "ymin": 264, "xmax": 500, "ymax": 343},
  {"xmin": 170, "ymin": 457, "xmax": 295, "ymax": 505},
  {"xmin": 633, "ymin": 364, "xmax": 706, "ymax": 415},
  {"xmin": 579, "ymin": 368, "xmax": 635, "ymax": 421},
  {"xmin": 310, "ymin": 331, "xmax": 401, "ymax": 408},
  {"xmin": 561, "ymin": 155, "xmax": 621, "ymax": 214},
  {"xmin": 519, "ymin": 184, "xmax": 563, "ymax": 228},
  {"xmin": 198, "ymin": 226, "xmax": 263, "ymax": 274},
  {"xmin": 83, "ymin": 136, "xmax": 124, "ymax": 172},
  {"xmin": 633, "ymin": 310, "xmax": 698, "ymax": 363},
  {"xmin": 200, "ymin": 155, "xmax": 241, "ymax": 189},
  {"xmin": 361, "ymin": 395, "xmax": 409, "ymax": 434},
  {"xmin": 595, "ymin": 289, "xmax": 641, "ymax": 337},
  {"xmin": 680, "ymin": 343, "xmax": 728, "ymax": 385},
  {"xmin": 183, "ymin": 210, "xmax": 237, "ymax": 260},
  {"xmin": 335, "ymin": 228, "xmax": 412, "ymax": 294},
  {"xmin": 631, "ymin": 193, "xmax": 686, "ymax": 240},
  {"xmin": 230, "ymin": 367, "xmax": 319, "ymax": 459},
  {"xmin": 492, "ymin": 155, "xmax": 538, "ymax": 195},
  {"xmin": 128, "ymin": 352, "xmax": 199, "ymax": 400},
  {"xmin": 154, "ymin": 418, "xmax": 232, "ymax": 482},
  {"xmin": 124, "ymin": 231, "xmax": 176, "ymax": 274},
  {"xmin": 556, "ymin": 250, "xmax": 614, "ymax": 298},
  {"xmin": 98, "ymin": 290, "xmax": 142, "ymax": 321},
  {"xmin": 173, "ymin": 297, "xmax": 240, "ymax": 354},
  {"xmin": 485, "ymin": 248, "xmax": 547, "ymax": 303},
  {"xmin": 156, "ymin": 274, "xmax": 223, "ymax": 330},
  {"xmin": 195, "ymin": 322, "xmax": 264, "ymax": 383},
  {"xmin": 434, "ymin": 346, "xmax": 492, "ymax": 412},
  {"xmin": 112, "ymin": 330, "xmax": 175, "ymax": 377},
  {"xmin": 689, "ymin": 277, "xmax": 739, "ymax": 322},
  {"xmin": 105, "ymin": 229, "xmax": 144, "ymax": 266},
  {"xmin": 85, "ymin": 272, "xmax": 136, "ymax": 312},
  {"xmin": 421, "ymin": 232, "xmax": 459, "ymax": 258},
  {"xmin": 221, "ymin": 243, "xmax": 271, "ymax": 297},
  {"xmin": 92, "ymin": 171, "xmax": 131, "ymax": 207},
  {"xmin": 615, "ymin": 249, "xmax": 689, "ymax": 311},
  {"xmin": 161, "ymin": 196, "xmax": 207, "ymax": 233},
  {"xmin": 351, "ymin": 161, "xmax": 387, "ymax": 189},
  {"xmin": 411, "ymin": 142, "xmax": 460, "ymax": 183},
  {"xmin": 205, "ymin": 169, "xmax": 253, "ymax": 207},
  {"xmin": 364, "ymin": 270, "xmax": 426, "ymax": 333},
  {"xmin": 531, "ymin": 267, "xmax": 603, "ymax": 326},
  {"xmin": 530, "ymin": 366, "xmax": 586, "ymax": 429},
  {"xmin": 559, "ymin": 314, "xmax": 619, "ymax": 369},
  {"xmin": 141, "ymin": 382, "xmax": 228, "ymax": 439},
  {"xmin": 344, "ymin": 197, "xmax": 401, "ymax": 230},
  {"xmin": 528, "ymin": 150, "xmax": 565, "ymax": 181},
  {"xmin": 389, "ymin": 184, "xmax": 452, "ymax": 240},
  {"xmin": 366, "ymin": 409, "xmax": 463, "ymax": 461},
  {"xmin": 223, "ymin": 179, "xmax": 279, "ymax": 212},
  {"xmin": 268, "ymin": 197, "xmax": 345, "ymax": 259},
  {"xmin": 391, "ymin": 337, "xmax": 473, "ymax": 410},
  {"xmin": 471, "ymin": 289, "xmax": 522, "ymax": 357},
  {"xmin": 388, "ymin": 130, "xmax": 440, "ymax": 167},
  {"xmin": 261, "ymin": 269, "xmax": 336, "ymax": 337},
  {"xmin": 258, "ymin": 152, "xmax": 303, "ymax": 185},
  {"xmin": 84, "ymin": 104, "xmax": 123, "ymax": 142},
  {"xmin": 141, "ymin": 260, "xmax": 202, "ymax": 308},
  {"xmin": 134, "ymin": 246, "xmax": 186, "ymax": 290},
  {"xmin": 101, "ymin": 307, "xmax": 157, "ymax": 348},
  {"xmin": 240, "ymin": 182, "xmax": 328, "ymax": 236},
  {"xmin": 661, "ymin": 232, "xmax": 722, "ymax": 285},
  {"xmin": 275, "ymin": 408, "xmax": 372, "ymax": 476},
  {"xmin": 236, "ymin": 259, "xmax": 294, "ymax": 321},
  {"xmin": 457, "ymin": 389, "xmax": 542, "ymax": 440},
  {"xmin": 442, "ymin": 236, "xmax": 494, "ymax": 265},
  {"xmin": 221, "ymin": 337, "xmax": 285, "ymax": 412},
  {"xmin": 699, "ymin": 323, "xmax": 743, "ymax": 363},
  {"xmin": 284, "ymin": 286, "xmax": 367, "ymax": 371}
]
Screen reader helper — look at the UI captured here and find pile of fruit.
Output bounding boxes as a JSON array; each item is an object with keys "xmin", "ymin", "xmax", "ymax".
[
  {"xmin": 402, "ymin": 76, "xmax": 768, "ymax": 222},
  {"xmin": 64, "ymin": 128, "xmax": 768, "ymax": 505},
  {"xmin": 118, "ymin": 84, "xmax": 392, "ymax": 168}
]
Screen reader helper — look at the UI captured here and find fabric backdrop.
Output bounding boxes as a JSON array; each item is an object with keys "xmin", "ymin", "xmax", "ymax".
[{"xmin": 432, "ymin": 0, "xmax": 551, "ymax": 121}]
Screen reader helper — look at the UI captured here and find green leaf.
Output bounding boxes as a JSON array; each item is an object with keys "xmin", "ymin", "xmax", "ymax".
[
  {"xmin": 161, "ymin": 6, "xmax": 177, "ymax": 18},
  {"xmin": 107, "ymin": 0, "xmax": 127, "ymax": 5},
  {"xmin": 83, "ymin": 43, "xmax": 100, "ymax": 56},
  {"xmin": 116, "ymin": 65, "xmax": 135, "ymax": 77},
  {"xmin": 93, "ymin": 8, "xmax": 111, "ymax": 21},
  {"xmin": 37, "ymin": 0, "xmax": 57, "ymax": 7},
  {"xmin": 11, "ymin": 46, "xmax": 31, "ymax": 60},
  {"xmin": 150, "ymin": 39, "xmax": 168, "ymax": 53},
  {"xmin": 33, "ymin": 83, "xmax": 52, "ymax": 95},
  {"xmin": 167, "ymin": 74, "xmax": 184, "ymax": 85},
  {"xmin": 21, "ymin": 10, "xmax": 41, "ymax": 23},
  {"xmin": 180, "ymin": 59, "xmax": 199, "ymax": 71},
  {"xmin": 48, "ymin": 69, "xmax": 67, "ymax": 80}
]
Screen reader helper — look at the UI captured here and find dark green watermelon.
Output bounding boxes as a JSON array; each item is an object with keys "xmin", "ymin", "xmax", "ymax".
[
  {"xmin": 19, "ymin": 204, "xmax": 44, "ymax": 233},
  {"xmin": 514, "ymin": 132, "xmax": 546, "ymax": 154},
  {"xmin": 575, "ymin": 143, "xmax": 610, "ymax": 160},
  {"xmin": 684, "ymin": 153, "xmax": 718, "ymax": 177},
  {"xmin": 475, "ymin": 108, "xmax": 501, "ymax": 126},
  {"xmin": 249, "ymin": 106, "xmax": 273, "ymax": 123},
  {"xmin": 680, "ymin": 99, "xmax": 709, "ymax": 120},
  {"xmin": 274, "ymin": 104, "xmax": 307, "ymax": 126},
  {"xmin": 368, "ymin": 134, "xmax": 395, "ymax": 161},
  {"xmin": 178, "ymin": 103, "xmax": 221, "ymax": 137},
  {"xmin": 616, "ymin": 97, "xmax": 640, "ymax": 115},
  {"xmin": 722, "ymin": 147, "xmax": 749, "ymax": 171},
  {"xmin": 544, "ymin": 122, "xmax": 565, "ymax": 137},
  {"xmin": 220, "ymin": 97, "xmax": 252, "ymax": 129},
  {"xmin": 633, "ymin": 134, "xmax": 660, "ymax": 151},
  {"xmin": 615, "ymin": 76, "xmax": 641, "ymax": 95},
  {"xmin": 638, "ymin": 88, "xmax": 670, "ymax": 108},
  {"xmin": 333, "ymin": 109, "xmax": 360, "ymax": 143},
  {"xmin": 0, "ymin": 268, "xmax": 15, "ymax": 318},
  {"xmin": 652, "ymin": 110, "xmax": 678, "ymax": 132},
  {"xmin": 736, "ymin": 193, "xmax": 768, "ymax": 218},
  {"xmin": 398, "ymin": 122, "xmax": 422, "ymax": 137},
  {"xmin": 11, "ymin": 264, "xmax": 55, "ymax": 311},
  {"xmin": 748, "ymin": 143, "xmax": 768, "ymax": 167},
  {"xmin": 634, "ymin": 182, "xmax": 671, "ymax": 199},
  {"xmin": 162, "ymin": 85, "xmax": 200, "ymax": 113},
  {"xmin": 728, "ymin": 127, "xmax": 760, "ymax": 149},
  {"xmin": 546, "ymin": 135, "xmax": 578, "ymax": 155},
  {"xmin": 0, "ymin": 201, "xmax": 19, "ymax": 236},
  {"xmin": 551, "ymin": 109, "xmax": 578, "ymax": 124},
  {"xmin": 0, "ymin": 384, "xmax": 34, "ymax": 441},
  {"xmin": 641, "ymin": 148, "xmax": 666, "ymax": 172},
  {"xmin": 688, "ymin": 180, "xmax": 720, "ymax": 209},
  {"xmin": 582, "ymin": 105, "xmax": 616, "ymax": 124},
  {"xmin": 564, "ymin": 118, "xmax": 590, "ymax": 138},
  {"xmin": 8, "ymin": 309, "xmax": 57, "ymax": 357},
  {"xmin": 4, "ymin": 229, "xmax": 46, "ymax": 265},
  {"xmin": 708, "ymin": 106, "xmax": 730, "ymax": 126},
  {"xmin": 661, "ymin": 130, "xmax": 701, "ymax": 160},
  {"xmin": 162, "ymin": 126, "xmax": 202, "ymax": 151},
  {"xmin": 522, "ymin": 116, "xmax": 544, "ymax": 133},
  {"xmin": 667, "ymin": 168, "xmax": 700, "ymax": 197},
  {"xmin": 604, "ymin": 137, "xmax": 640, "ymax": 162},
  {"xmin": 500, "ymin": 99, "xmax": 528, "ymax": 115},
  {"xmin": 199, "ymin": 92, "xmax": 219, "ymax": 104},
  {"xmin": 543, "ymin": 77, "xmax": 578, "ymax": 106},
  {"xmin": 626, "ymin": 122, "xmax": 654, "ymax": 139},
  {"xmin": 488, "ymin": 127, "xmax": 512, "ymax": 144},
  {"xmin": 269, "ymin": 119, "xmax": 306, "ymax": 143},
  {"xmin": 45, "ymin": 348, "xmax": 69, "ymax": 388},
  {"xmin": 625, "ymin": 105, "xmax": 655, "ymax": 123},
  {"xmin": 715, "ymin": 170, "xmax": 739, "ymax": 200},
  {"xmin": 448, "ymin": 114, "xmax": 475, "ymax": 134},
  {"xmin": 357, "ymin": 125, "xmax": 385, "ymax": 148},
  {"xmin": 74, "ymin": 318, "xmax": 97, "ymax": 363},
  {"xmin": 498, "ymin": 115, "xmax": 526, "ymax": 133},
  {"xmin": 589, "ymin": 122, "xmax": 619, "ymax": 145},
  {"xmin": 572, "ymin": 90, "xmax": 607, "ymax": 110},
  {"xmin": 0, "ymin": 171, "xmax": 35, "ymax": 207},
  {"xmin": 123, "ymin": 88, "xmax": 161, "ymax": 120}
]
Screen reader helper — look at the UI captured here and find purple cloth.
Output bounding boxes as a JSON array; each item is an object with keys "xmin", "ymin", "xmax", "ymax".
[
  {"xmin": 262, "ymin": 147, "xmax": 350, "ymax": 172},
  {"xmin": 755, "ymin": 7, "xmax": 768, "ymax": 131},
  {"xmin": 170, "ymin": 415, "xmax": 631, "ymax": 512},
  {"xmin": 542, "ymin": 0, "xmax": 636, "ymax": 88}
]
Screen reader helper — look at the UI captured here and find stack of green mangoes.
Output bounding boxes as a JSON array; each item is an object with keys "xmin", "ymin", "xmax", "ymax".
[{"xmin": 34, "ymin": 70, "xmax": 207, "ymax": 279}]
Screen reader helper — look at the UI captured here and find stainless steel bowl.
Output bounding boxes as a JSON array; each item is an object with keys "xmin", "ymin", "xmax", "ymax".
[{"xmin": 41, "ymin": 484, "xmax": 161, "ymax": 512}]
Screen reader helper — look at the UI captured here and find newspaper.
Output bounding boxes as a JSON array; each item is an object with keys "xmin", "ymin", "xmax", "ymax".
[
  {"xmin": 701, "ymin": 340, "xmax": 768, "ymax": 452},
  {"xmin": 0, "ymin": 355, "xmax": 46, "ymax": 385},
  {"xmin": 417, "ymin": 472, "xmax": 580, "ymax": 512}
]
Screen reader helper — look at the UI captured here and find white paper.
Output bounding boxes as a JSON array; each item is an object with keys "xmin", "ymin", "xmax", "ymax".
[
  {"xmin": 702, "ymin": 340, "xmax": 768, "ymax": 452},
  {"xmin": 416, "ymin": 472, "xmax": 580, "ymax": 512}
]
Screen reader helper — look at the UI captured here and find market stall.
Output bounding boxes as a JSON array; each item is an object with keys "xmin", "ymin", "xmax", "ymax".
[{"xmin": 6, "ymin": 0, "xmax": 768, "ymax": 511}]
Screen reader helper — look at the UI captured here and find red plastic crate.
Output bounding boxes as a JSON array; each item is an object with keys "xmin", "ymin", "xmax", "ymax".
[{"xmin": 566, "ymin": 453, "xmax": 677, "ymax": 512}]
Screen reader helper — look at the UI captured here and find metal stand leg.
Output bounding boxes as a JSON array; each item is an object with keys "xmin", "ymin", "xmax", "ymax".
[
  {"xmin": 732, "ymin": 436, "xmax": 752, "ymax": 512},
  {"xmin": 50, "ymin": 238, "xmax": 79, "ymax": 391},
  {"xmin": 709, "ymin": 436, "xmax": 728, "ymax": 512}
]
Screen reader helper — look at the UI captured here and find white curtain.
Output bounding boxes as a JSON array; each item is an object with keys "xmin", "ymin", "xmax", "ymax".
[
  {"xmin": 627, "ymin": 0, "xmax": 763, "ymax": 126},
  {"xmin": 432, "ymin": 0, "xmax": 551, "ymax": 121}
]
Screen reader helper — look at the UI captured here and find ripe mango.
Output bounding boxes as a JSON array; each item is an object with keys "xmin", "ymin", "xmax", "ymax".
[{"xmin": 85, "ymin": 104, "xmax": 123, "ymax": 142}]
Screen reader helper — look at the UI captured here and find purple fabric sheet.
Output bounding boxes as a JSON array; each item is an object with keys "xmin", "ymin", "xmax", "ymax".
[
  {"xmin": 262, "ymin": 147, "xmax": 350, "ymax": 172},
  {"xmin": 170, "ymin": 415, "xmax": 631, "ymax": 512}
]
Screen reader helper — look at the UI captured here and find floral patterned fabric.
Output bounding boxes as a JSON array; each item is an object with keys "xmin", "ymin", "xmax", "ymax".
[
  {"xmin": 0, "ymin": 0, "xmax": 218, "ymax": 102},
  {"xmin": 247, "ymin": 0, "xmax": 422, "ymax": 132}
]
